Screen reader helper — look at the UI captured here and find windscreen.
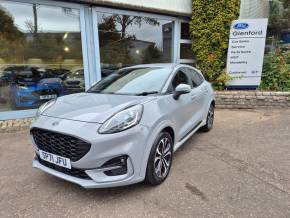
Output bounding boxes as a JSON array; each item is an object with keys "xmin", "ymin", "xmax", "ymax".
[{"xmin": 88, "ymin": 67, "xmax": 171, "ymax": 95}]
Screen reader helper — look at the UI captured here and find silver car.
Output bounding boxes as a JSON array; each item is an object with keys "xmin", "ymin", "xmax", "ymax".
[{"xmin": 30, "ymin": 64, "xmax": 215, "ymax": 188}]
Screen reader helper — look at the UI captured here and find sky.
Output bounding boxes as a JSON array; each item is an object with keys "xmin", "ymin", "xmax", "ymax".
[
  {"xmin": 0, "ymin": 1, "xmax": 80, "ymax": 32},
  {"xmin": 0, "ymin": 0, "xmax": 173, "ymax": 50}
]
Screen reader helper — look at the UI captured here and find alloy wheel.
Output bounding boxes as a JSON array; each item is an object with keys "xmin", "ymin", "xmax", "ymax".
[
  {"xmin": 207, "ymin": 105, "xmax": 214, "ymax": 128},
  {"xmin": 154, "ymin": 137, "xmax": 172, "ymax": 179}
]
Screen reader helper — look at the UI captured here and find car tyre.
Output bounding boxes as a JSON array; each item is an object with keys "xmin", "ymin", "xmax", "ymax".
[
  {"xmin": 200, "ymin": 103, "xmax": 215, "ymax": 132},
  {"xmin": 145, "ymin": 131, "xmax": 173, "ymax": 185}
]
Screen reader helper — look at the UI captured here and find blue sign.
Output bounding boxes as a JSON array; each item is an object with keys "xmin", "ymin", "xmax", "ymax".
[{"xmin": 233, "ymin": 23, "xmax": 249, "ymax": 30}]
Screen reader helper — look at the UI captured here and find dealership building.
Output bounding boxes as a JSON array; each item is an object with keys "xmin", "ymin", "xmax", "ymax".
[{"xmin": 0, "ymin": 0, "xmax": 288, "ymax": 120}]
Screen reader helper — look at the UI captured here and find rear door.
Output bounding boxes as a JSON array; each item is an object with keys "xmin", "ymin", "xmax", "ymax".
[{"xmin": 184, "ymin": 67, "xmax": 208, "ymax": 121}]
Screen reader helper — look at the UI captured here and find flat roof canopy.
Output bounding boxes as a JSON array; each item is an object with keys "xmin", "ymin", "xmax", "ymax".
[{"xmin": 60, "ymin": 0, "xmax": 192, "ymax": 16}]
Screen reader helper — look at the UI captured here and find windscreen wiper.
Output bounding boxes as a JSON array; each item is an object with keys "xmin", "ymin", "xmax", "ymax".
[
  {"xmin": 87, "ymin": 89, "xmax": 102, "ymax": 93},
  {"xmin": 135, "ymin": 91, "xmax": 159, "ymax": 96}
]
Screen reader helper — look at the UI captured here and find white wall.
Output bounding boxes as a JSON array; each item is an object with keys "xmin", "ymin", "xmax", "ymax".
[
  {"xmin": 240, "ymin": 0, "xmax": 270, "ymax": 18},
  {"xmin": 93, "ymin": 0, "xmax": 192, "ymax": 16}
]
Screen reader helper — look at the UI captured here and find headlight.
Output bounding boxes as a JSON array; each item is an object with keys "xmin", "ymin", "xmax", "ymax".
[
  {"xmin": 18, "ymin": 85, "xmax": 28, "ymax": 90},
  {"xmin": 36, "ymin": 98, "xmax": 56, "ymax": 117},
  {"xmin": 98, "ymin": 105, "xmax": 143, "ymax": 134}
]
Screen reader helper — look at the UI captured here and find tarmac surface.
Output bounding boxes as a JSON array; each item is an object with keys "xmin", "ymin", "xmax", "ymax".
[{"xmin": 0, "ymin": 109, "xmax": 289, "ymax": 217}]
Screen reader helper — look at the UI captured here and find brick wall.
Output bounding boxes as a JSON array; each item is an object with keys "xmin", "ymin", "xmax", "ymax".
[{"xmin": 215, "ymin": 91, "xmax": 290, "ymax": 109}]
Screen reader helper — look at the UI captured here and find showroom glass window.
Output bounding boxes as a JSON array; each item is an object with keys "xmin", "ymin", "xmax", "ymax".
[
  {"xmin": 96, "ymin": 11, "xmax": 173, "ymax": 78},
  {"xmin": 179, "ymin": 22, "xmax": 196, "ymax": 67},
  {"xmin": 0, "ymin": 1, "xmax": 83, "ymax": 112}
]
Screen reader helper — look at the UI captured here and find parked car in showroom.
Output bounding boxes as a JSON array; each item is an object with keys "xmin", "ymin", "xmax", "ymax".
[
  {"xmin": 0, "ymin": 70, "xmax": 11, "ymax": 104},
  {"xmin": 30, "ymin": 64, "xmax": 215, "ymax": 188},
  {"xmin": 3, "ymin": 66, "xmax": 66, "ymax": 109},
  {"xmin": 63, "ymin": 69, "xmax": 85, "ymax": 93},
  {"xmin": 44, "ymin": 68, "xmax": 71, "ymax": 80}
]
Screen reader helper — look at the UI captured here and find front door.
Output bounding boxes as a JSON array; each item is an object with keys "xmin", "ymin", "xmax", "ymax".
[{"xmin": 167, "ymin": 68, "xmax": 200, "ymax": 142}]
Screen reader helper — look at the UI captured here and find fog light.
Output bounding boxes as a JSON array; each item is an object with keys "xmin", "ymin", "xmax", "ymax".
[{"xmin": 101, "ymin": 155, "xmax": 128, "ymax": 176}]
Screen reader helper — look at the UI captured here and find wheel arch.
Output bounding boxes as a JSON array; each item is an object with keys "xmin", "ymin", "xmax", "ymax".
[
  {"xmin": 139, "ymin": 120, "xmax": 176, "ymax": 179},
  {"xmin": 161, "ymin": 126, "xmax": 175, "ymax": 144}
]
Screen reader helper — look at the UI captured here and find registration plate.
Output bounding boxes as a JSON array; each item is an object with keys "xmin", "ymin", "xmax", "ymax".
[
  {"xmin": 40, "ymin": 94, "xmax": 57, "ymax": 100},
  {"xmin": 39, "ymin": 150, "xmax": 71, "ymax": 169}
]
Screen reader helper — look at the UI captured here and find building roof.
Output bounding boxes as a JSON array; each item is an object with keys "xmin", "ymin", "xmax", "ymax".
[{"xmin": 64, "ymin": 0, "xmax": 192, "ymax": 17}]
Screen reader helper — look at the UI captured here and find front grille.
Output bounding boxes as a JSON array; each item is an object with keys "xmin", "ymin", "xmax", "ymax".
[
  {"xmin": 66, "ymin": 81, "xmax": 80, "ymax": 85},
  {"xmin": 38, "ymin": 157, "xmax": 90, "ymax": 180},
  {"xmin": 31, "ymin": 128, "xmax": 91, "ymax": 162}
]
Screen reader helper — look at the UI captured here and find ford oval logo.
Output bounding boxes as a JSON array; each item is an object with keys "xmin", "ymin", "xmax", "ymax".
[{"xmin": 233, "ymin": 23, "xmax": 249, "ymax": 30}]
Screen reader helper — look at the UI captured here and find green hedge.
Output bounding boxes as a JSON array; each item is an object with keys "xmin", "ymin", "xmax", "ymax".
[
  {"xmin": 189, "ymin": 0, "xmax": 240, "ymax": 89},
  {"xmin": 260, "ymin": 51, "xmax": 290, "ymax": 91}
]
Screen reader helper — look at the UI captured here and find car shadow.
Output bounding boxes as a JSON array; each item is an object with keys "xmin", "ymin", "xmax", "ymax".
[
  {"xmin": 42, "ymin": 171, "xmax": 156, "ymax": 200},
  {"xmin": 173, "ymin": 131, "xmax": 203, "ymax": 159}
]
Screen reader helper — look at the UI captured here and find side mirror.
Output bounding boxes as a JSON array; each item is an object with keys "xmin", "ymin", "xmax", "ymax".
[{"xmin": 173, "ymin": 84, "xmax": 191, "ymax": 100}]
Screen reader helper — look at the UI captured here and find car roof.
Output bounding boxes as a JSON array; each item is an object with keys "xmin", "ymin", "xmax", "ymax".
[
  {"xmin": 119, "ymin": 63, "xmax": 204, "ymax": 80},
  {"xmin": 124, "ymin": 63, "xmax": 179, "ymax": 70},
  {"xmin": 123, "ymin": 63, "xmax": 200, "ymax": 72}
]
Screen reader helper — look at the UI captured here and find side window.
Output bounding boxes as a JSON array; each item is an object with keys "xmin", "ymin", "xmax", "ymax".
[
  {"xmin": 171, "ymin": 70, "xmax": 191, "ymax": 90},
  {"xmin": 187, "ymin": 68, "xmax": 204, "ymax": 87}
]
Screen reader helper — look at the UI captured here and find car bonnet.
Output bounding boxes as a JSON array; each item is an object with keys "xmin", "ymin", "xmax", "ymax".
[{"xmin": 41, "ymin": 92, "xmax": 154, "ymax": 123}]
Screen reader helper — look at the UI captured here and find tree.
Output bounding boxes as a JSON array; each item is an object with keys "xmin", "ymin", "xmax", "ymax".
[
  {"xmin": 268, "ymin": 0, "xmax": 289, "ymax": 38},
  {"xmin": 0, "ymin": 7, "xmax": 24, "ymax": 61},
  {"xmin": 142, "ymin": 44, "xmax": 162, "ymax": 63},
  {"xmin": 260, "ymin": 51, "xmax": 290, "ymax": 91},
  {"xmin": 98, "ymin": 14, "xmax": 160, "ymax": 66},
  {"xmin": 0, "ymin": 8, "xmax": 23, "ymax": 42},
  {"xmin": 98, "ymin": 15, "xmax": 132, "ymax": 65},
  {"xmin": 109, "ymin": 15, "xmax": 159, "ymax": 39},
  {"xmin": 189, "ymin": 0, "xmax": 240, "ymax": 88},
  {"xmin": 282, "ymin": 0, "xmax": 290, "ymax": 8}
]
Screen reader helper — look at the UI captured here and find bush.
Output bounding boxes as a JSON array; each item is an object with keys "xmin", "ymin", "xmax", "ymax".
[
  {"xmin": 260, "ymin": 51, "xmax": 290, "ymax": 91},
  {"xmin": 189, "ymin": 0, "xmax": 240, "ymax": 89}
]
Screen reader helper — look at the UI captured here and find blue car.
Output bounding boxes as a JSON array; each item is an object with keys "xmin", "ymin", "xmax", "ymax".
[{"xmin": 4, "ymin": 66, "xmax": 67, "ymax": 109}]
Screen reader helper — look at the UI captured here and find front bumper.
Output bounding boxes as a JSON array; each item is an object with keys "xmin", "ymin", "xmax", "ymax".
[
  {"xmin": 32, "ymin": 156, "xmax": 143, "ymax": 188},
  {"xmin": 31, "ymin": 115, "xmax": 149, "ymax": 188}
]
